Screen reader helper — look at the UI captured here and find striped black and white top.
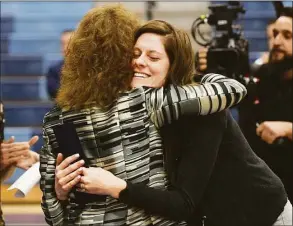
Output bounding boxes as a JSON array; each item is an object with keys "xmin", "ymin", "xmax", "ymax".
[{"xmin": 40, "ymin": 73, "xmax": 246, "ymax": 226}]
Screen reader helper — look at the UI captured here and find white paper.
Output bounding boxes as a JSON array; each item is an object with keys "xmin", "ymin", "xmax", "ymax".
[{"xmin": 8, "ymin": 162, "xmax": 41, "ymax": 198}]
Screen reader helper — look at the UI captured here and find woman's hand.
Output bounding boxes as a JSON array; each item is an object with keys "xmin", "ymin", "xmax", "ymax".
[
  {"xmin": 55, "ymin": 153, "xmax": 84, "ymax": 200},
  {"xmin": 78, "ymin": 167, "xmax": 126, "ymax": 199}
]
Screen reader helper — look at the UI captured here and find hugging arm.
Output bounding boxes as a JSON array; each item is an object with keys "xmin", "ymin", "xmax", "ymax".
[
  {"xmin": 39, "ymin": 126, "xmax": 65, "ymax": 226},
  {"xmin": 119, "ymin": 111, "xmax": 226, "ymax": 221},
  {"xmin": 148, "ymin": 73, "xmax": 246, "ymax": 127}
]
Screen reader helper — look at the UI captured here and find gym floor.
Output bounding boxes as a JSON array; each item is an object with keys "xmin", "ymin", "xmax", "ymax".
[{"xmin": 2, "ymin": 204, "xmax": 46, "ymax": 226}]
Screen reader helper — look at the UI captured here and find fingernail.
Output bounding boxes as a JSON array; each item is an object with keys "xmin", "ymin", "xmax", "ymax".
[
  {"xmin": 80, "ymin": 160, "xmax": 85, "ymax": 164},
  {"xmin": 75, "ymin": 154, "xmax": 80, "ymax": 158}
]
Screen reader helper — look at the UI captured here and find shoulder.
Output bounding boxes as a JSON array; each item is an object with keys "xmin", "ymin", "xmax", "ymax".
[
  {"xmin": 47, "ymin": 60, "xmax": 64, "ymax": 72},
  {"xmin": 43, "ymin": 105, "xmax": 62, "ymax": 124}
]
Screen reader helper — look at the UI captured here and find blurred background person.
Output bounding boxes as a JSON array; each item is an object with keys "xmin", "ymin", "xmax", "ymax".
[{"xmin": 46, "ymin": 29, "xmax": 74, "ymax": 99}]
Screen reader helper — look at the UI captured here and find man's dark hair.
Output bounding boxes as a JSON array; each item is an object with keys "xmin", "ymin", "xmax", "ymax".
[
  {"xmin": 267, "ymin": 19, "xmax": 276, "ymax": 26},
  {"xmin": 280, "ymin": 7, "xmax": 293, "ymax": 19}
]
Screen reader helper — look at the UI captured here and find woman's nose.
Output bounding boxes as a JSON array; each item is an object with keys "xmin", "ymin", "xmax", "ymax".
[{"xmin": 135, "ymin": 55, "xmax": 147, "ymax": 67}]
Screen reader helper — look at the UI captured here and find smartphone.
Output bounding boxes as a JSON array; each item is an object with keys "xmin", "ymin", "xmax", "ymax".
[{"xmin": 53, "ymin": 122, "xmax": 84, "ymax": 161}]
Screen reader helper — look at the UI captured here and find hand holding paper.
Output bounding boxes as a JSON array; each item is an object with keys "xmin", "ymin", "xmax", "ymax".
[{"xmin": 8, "ymin": 162, "xmax": 40, "ymax": 198}]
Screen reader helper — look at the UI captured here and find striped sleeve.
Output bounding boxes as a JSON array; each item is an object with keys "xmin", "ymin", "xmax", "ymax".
[
  {"xmin": 39, "ymin": 118, "xmax": 65, "ymax": 226},
  {"xmin": 148, "ymin": 73, "xmax": 247, "ymax": 127}
]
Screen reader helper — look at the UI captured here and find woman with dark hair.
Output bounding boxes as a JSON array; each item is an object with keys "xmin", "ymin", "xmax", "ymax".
[
  {"xmin": 72, "ymin": 20, "xmax": 291, "ymax": 226},
  {"xmin": 39, "ymin": 5, "xmax": 246, "ymax": 226}
]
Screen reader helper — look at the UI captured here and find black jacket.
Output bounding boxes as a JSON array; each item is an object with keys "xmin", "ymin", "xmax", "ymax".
[
  {"xmin": 120, "ymin": 110, "xmax": 287, "ymax": 226},
  {"xmin": 239, "ymin": 61, "xmax": 293, "ymax": 203},
  {"xmin": 46, "ymin": 60, "xmax": 63, "ymax": 99}
]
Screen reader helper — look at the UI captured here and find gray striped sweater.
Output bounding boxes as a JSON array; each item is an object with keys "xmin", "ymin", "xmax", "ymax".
[{"xmin": 40, "ymin": 73, "xmax": 247, "ymax": 226}]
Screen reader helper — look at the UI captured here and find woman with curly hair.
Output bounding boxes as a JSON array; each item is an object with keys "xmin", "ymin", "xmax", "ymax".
[
  {"xmin": 39, "ymin": 5, "xmax": 247, "ymax": 226},
  {"xmin": 53, "ymin": 19, "xmax": 291, "ymax": 226}
]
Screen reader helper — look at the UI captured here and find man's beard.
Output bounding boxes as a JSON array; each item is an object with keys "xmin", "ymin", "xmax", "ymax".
[
  {"xmin": 267, "ymin": 54, "xmax": 293, "ymax": 80},
  {"xmin": 269, "ymin": 48, "xmax": 291, "ymax": 63}
]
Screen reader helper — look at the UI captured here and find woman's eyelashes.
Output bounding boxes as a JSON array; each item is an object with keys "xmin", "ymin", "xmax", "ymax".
[
  {"xmin": 133, "ymin": 51, "xmax": 160, "ymax": 61},
  {"xmin": 149, "ymin": 56, "xmax": 160, "ymax": 61}
]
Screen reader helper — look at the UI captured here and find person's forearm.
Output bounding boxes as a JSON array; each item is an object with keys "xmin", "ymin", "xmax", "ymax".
[
  {"xmin": 152, "ymin": 73, "xmax": 247, "ymax": 127},
  {"xmin": 118, "ymin": 182, "xmax": 194, "ymax": 221}
]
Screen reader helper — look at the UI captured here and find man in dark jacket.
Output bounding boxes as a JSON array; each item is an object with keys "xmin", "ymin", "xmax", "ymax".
[
  {"xmin": 240, "ymin": 7, "xmax": 292, "ymax": 203},
  {"xmin": 46, "ymin": 29, "xmax": 74, "ymax": 99}
]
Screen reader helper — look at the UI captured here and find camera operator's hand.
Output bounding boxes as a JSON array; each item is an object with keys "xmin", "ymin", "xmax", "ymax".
[
  {"xmin": 196, "ymin": 48, "xmax": 208, "ymax": 72},
  {"xmin": 256, "ymin": 121, "xmax": 292, "ymax": 144}
]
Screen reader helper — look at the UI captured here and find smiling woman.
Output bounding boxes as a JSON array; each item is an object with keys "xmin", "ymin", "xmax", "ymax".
[
  {"xmin": 132, "ymin": 33, "xmax": 170, "ymax": 88},
  {"xmin": 132, "ymin": 20, "xmax": 195, "ymax": 88}
]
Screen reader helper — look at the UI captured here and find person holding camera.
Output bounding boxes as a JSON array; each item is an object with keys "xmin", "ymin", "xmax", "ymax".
[
  {"xmin": 244, "ymin": 8, "xmax": 293, "ymax": 204},
  {"xmin": 198, "ymin": 7, "xmax": 293, "ymax": 204}
]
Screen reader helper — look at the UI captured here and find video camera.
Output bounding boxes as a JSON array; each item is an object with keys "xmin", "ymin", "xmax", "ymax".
[{"xmin": 191, "ymin": 1, "xmax": 250, "ymax": 82}]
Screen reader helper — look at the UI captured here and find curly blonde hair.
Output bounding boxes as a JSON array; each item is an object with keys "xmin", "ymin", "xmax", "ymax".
[{"xmin": 56, "ymin": 4, "xmax": 140, "ymax": 109}]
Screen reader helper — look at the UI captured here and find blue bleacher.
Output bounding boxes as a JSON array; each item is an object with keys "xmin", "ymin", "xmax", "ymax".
[
  {"xmin": 1, "ymin": 1, "xmax": 93, "ymax": 183},
  {"xmin": 0, "ymin": 34, "xmax": 9, "ymax": 54},
  {"xmin": 239, "ymin": 18, "xmax": 274, "ymax": 32},
  {"xmin": 0, "ymin": 15, "xmax": 14, "ymax": 34},
  {"xmin": 1, "ymin": 55, "xmax": 43, "ymax": 76},
  {"xmin": 9, "ymin": 36, "xmax": 61, "ymax": 54},
  {"xmin": 1, "ymin": 16, "xmax": 13, "ymax": 55},
  {"xmin": 244, "ymin": 31, "xmax": 268, "ymax": 52},
  {"xmin": 13, "ymin": 16, "xmax": 81, "ymax": 34},
  {"xmin": 5, "ymin": 102, "xmax": 53, "ymax": 127},
  {"xmin": 1, "ymin": 76, "xmax": 48, "ymax": 100},
  {"xmin": 241, "ymin": 1, "xmax": 275, "ymax": 11},
  {"xmin": 239, "ymin": 3, "xmax": 275, "ymax": 60}
]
